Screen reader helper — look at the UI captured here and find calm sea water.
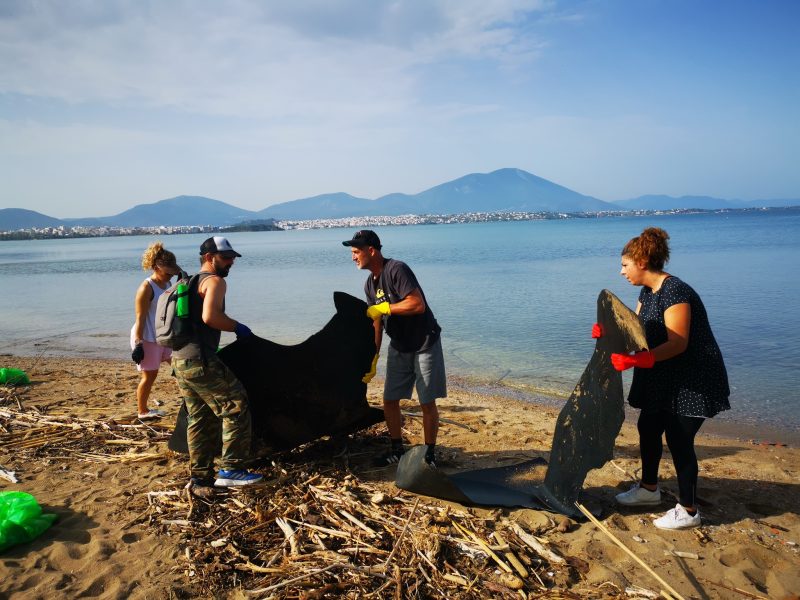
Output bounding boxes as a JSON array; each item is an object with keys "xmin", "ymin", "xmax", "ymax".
[{"xmin": 1, "ymin": 211, "xmax": 798, "ymax": 435}]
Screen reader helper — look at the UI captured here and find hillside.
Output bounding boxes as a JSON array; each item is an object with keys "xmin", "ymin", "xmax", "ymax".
[
  {"xmin": 257, "ymin": 192, "xmax": 375, "ymax": 220},
  {"xmin": 64, "ymin": 195, "xmax": 258, "ymax": 227},
  {"xmin": 262, "ymin": 168, "xmax": 614, "ymax": 219},
  {"xmin": 0, "ymin": 208, "xmax": 65, "ymax": 231},
  {"xmin": 3, "ymin": 171, "xmax": 799, "ymax": 232}
]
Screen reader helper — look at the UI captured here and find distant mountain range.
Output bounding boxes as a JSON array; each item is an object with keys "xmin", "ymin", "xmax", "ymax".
[
  {"xmin": 258, "ymin": 169, "xmax": 611, "ymax": 219},
  {"xmin": 1, "ymin": 168, "xmax": 798, "ymax": 231}
]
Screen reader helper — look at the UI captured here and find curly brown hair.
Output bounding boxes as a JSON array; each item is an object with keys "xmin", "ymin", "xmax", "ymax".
[
  {"xmin": 622, "ymin": 227, "xmax": 671, "ymax": 271},
  {"xmin": 141, "ymin": 241, "xmax": 176, "ymax": 271}
]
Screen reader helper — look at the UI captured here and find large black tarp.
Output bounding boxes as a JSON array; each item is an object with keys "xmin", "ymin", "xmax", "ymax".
[
  {"xmin": 396, "ymin": 445, "xmax": 549, "ymax": 508},
  {"xmin": 168, "ymin": 292, "xmax": 384, "ymax": 453},
  {"xmin": 543, "ymin": 288, "xmax": 649, "ymax": 515},
  {"xmin": 395, "ymin": 290, "xmax": 648, "ymax": 519}
]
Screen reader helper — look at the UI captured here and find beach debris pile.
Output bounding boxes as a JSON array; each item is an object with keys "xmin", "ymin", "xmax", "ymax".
[
  {"xmin": 0, "ymin": 386, "xmax": 169, "ymax": 463},
  {"xmin": 138, "ymin": 439, "xmax": 608, "ymax": 600}
]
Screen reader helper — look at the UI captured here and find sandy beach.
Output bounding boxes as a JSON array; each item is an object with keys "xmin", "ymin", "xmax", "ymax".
[{"xmin": 1, "ymin": 355, "xmax": 799, "ymax": 599}]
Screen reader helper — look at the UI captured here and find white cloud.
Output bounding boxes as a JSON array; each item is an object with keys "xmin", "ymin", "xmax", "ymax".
[
  {"xmin": 2, "ymin": 0, "xmax": 796, "ymax": 214},
  {"xmin": 0, "ymin": 0, "xmax": 559, "ymax": 216},
  {"xmin": 0, "ymin": 0, "xmax": 549, "ymax": 118}
]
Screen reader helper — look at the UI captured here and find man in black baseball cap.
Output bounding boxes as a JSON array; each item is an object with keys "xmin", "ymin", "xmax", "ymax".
[
  {"xmin": 200, "ymin": 236, "xmax": 242, "ymax": 258},
  {"xmin": 343, "ymin": 229, "xmax": 446, "ymax": 468},
  {"xmin": 342, "ymin": 230, "xmax": 382, "ymax": 250}
]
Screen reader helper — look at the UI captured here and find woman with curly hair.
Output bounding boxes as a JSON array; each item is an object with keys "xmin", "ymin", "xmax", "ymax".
[
  {"xmin": 131, "ymin": 241, "xmax": 181, "ymax": 420},
  {"xmin": 599, "ymin": 227, "xmax": 730, "ymax": 529}
]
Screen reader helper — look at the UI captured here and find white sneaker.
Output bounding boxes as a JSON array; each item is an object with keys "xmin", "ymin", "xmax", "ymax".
[
  {"xmin": 615, "ymin": 483, "xmax": 661, "ymax": 506},
  {"xmin": 653, "ymin": 503, "xmax": 701, "ymax": 530},
  {"xmin": 137, "ymin": 408, "xmax": 165, "ymax": 420}
]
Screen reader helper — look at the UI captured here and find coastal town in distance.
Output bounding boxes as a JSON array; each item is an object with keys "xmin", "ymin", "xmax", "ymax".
[{"xmin": 0, "ymin": 206, "xmax": 793, "ymax": 241}]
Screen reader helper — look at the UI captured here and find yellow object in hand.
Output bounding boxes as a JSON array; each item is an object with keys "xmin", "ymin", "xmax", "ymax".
[
  {"xmin": 362, "ymin": 354, "xmax": 379, "ymax": 383},
  {"xmin": 366, "ymin": 301, "xmax": 391, "ymax": 320}
]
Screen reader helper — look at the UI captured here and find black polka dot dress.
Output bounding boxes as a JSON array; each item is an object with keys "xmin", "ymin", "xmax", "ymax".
[{"xmin": 628, "ymin": 276, "xmax": 731, "ymax": 418}]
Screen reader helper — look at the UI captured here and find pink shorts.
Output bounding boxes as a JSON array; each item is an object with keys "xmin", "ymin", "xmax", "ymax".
[{"xmin": 130, "ymin": 334, "xmax": 172, "ymax": 372}]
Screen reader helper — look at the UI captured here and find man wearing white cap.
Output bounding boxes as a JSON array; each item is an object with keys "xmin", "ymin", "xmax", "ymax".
[{"xmin": 172, "ymin": 236, "xmax": 262, "ymax": 488}]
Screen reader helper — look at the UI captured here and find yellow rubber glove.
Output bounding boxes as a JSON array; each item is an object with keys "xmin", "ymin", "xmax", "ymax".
[
  {"xmin": 362, "ymin": 353, "xmax": 379, "ymax": 383},
  {"xmin": 366, "ymin": 301, "xmax": 391, "ymax": 320}
]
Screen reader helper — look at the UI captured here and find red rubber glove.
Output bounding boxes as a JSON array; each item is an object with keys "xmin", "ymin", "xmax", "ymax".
[
  {"xmin": 591, "ymin": 323, "xmax": 603, "ymax": 338},
  {"xmin": 611, "ymin": 351, "xmax": 655, "ymax": 371}
]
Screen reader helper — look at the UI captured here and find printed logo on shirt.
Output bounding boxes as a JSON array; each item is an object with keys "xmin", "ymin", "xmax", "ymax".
[{"xmin": 376, "ymin": 288, "xmax": 385, "ymax": 299}]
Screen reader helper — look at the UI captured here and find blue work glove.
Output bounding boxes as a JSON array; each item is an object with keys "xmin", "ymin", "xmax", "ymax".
[
  {"xmin": 234, "ymin": 322, "xmax": 252, "ymax": 339},
  {"xmin": 131, "ymin": 343, "xmax": 145, "ymax": 365}
]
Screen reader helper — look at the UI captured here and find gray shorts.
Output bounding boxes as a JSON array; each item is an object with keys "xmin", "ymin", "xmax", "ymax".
[{"xmin": 384, "ymin": 337, "xmax": 447, "ymax": 405}]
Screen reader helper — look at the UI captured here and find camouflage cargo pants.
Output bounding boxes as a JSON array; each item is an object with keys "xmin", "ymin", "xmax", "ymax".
[{"xmin": 172, "ymin": 354, "xmax": 253, "ymax": 479}]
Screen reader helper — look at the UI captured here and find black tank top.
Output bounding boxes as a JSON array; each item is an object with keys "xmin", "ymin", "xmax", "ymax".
[{"xmin": 172, "ymin": 272, "xmax": 223, "ymax": 359}]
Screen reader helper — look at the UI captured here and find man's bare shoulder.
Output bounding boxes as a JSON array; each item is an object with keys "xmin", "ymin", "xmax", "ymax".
[{"xmin": 198, "ymin": 272, "xmax": 226, "ymax": 295}]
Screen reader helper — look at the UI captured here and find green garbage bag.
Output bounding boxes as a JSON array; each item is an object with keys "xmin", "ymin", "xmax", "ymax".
[
  {"xmin": 0, "ymin": 368, "xmax": 30, "ymax": 385},
  {"xmin": 0, "ymin": 491, "xmax": 57, "ymax": 553}
]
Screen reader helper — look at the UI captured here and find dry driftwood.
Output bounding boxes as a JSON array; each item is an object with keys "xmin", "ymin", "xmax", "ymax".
[
  {"xmin": 137, "ymin": 431, "xmax": 595, "ymax": 599},
  {"xmin": 0, "ymin": 402, "xmax": 168, "ymax": 462}
]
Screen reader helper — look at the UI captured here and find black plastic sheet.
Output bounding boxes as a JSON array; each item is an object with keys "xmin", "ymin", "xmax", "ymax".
[
  {"xmin": 395, "ymin": 290, "xmax": 647, "ymax": 519},
  {"xmin": 169, "ymin": 292, "xmax": 384, "ymax": 453}
]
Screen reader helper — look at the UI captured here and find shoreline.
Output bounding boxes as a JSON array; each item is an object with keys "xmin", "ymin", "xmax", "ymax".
[
  {"xmin": 3, "ymin": 351, "xmax": 798, "ymax": 447},
  {"xmin": 3, "ymin": 205, "xmax": 799, "ymax": 241},
  {"xmin": 447, "ymin": 373, "xmax": 800, "ymax": 448}
]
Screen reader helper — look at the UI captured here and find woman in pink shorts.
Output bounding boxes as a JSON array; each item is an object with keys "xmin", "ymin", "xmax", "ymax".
[{"xmin": 130, "ymin": 242, "xmax": 180, "ymax": 419}]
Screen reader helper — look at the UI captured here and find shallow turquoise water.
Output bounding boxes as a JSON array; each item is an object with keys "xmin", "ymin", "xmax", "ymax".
[{"xmin": 0, "ymin": 210, "xmax": 797, "ymax": 434}]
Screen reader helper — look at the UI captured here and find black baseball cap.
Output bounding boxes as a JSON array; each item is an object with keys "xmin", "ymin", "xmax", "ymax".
[
  {"xmin": 342, "ymin": 230, "xmax": 382, "ymax": 249},
  {"xmin": 199, "ymin": 236, "xmax": 242, "ymax": 257}
]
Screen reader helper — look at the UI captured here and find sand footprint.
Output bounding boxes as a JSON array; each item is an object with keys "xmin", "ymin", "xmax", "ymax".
[{"xmin": 716, "ymin": 544, "xmax": 782, "ymax": 595}]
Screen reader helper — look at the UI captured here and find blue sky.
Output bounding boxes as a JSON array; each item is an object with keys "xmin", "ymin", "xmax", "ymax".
[{"xmin": 1, "ymin": 0, "xmax": 798, "ymax": 217}]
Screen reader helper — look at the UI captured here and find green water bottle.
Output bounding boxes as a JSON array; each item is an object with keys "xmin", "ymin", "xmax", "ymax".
[
  {"xmin": 0, "ymin": 368, "xmax": 30, "ymax": 385},
  {"xmin": 176, "ymin": 281, "xmax": 189, "ymax": 318}
]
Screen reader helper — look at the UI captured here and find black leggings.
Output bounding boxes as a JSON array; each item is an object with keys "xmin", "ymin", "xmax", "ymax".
[{"xmin": 638, "ymin": 410, "xmax": 705, "ymax": 507}]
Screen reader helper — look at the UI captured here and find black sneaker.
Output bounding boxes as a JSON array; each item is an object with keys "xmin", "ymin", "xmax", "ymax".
[
  {"xmin": 188, "ymin": 477, "xmax": 216, "ymax": 497},
  {"xmin": 189, "ymin": 476, "xmax": 214, "ymax": 487},
  {"xmin": 374, "ymin": 448, "xmax": 405, "ymax": 467},
  {"xmin": 424, "ymin": 451, "xmax": 437, "ymax": 468}
]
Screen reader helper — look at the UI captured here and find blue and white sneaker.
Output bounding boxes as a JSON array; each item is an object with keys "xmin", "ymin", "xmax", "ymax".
[{"xmin": 214, "ymin": 469, "xmax": 263, "ymax": 487}]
